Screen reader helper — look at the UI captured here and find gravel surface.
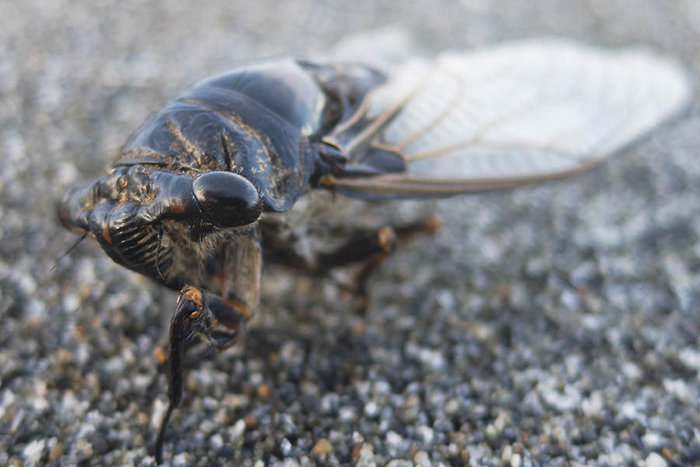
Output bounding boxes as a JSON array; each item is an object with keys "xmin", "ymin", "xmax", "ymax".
[{"xmin": 1, "ymin": 0, "xmax": 699, "ymax": 465}]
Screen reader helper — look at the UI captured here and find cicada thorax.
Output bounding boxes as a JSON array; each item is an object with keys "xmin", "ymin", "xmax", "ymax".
[
  {"xmin": 115, "ymin": 59, "xmax": 390, "ymax": 210},
  {"xmin": 115, "ymin": 62, "xmax": 316, "ymax": 212},
  {"xmin": 113, "ymin": 59, "xmax": 380, "ymax": 213}
]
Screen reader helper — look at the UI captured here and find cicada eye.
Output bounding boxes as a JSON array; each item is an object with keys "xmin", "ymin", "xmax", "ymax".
[{"xmin": 193, "ymin": 172, "xmax": 262, "ymax": 227}]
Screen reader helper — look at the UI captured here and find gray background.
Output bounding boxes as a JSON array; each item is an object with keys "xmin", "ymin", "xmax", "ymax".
[{"xmin": 1, "ymin": 0, "xmax": 699, "ymax": 465}]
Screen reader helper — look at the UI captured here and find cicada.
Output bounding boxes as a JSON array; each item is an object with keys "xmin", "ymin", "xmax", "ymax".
[{"xmin": 57, "ymin": 38, "xmax": 690, "ymax": 462}]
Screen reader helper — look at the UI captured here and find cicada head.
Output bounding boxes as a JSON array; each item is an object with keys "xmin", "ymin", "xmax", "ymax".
[{"xmin": 57, "ymin": 166, "xmax": 262, "ymax": 286}]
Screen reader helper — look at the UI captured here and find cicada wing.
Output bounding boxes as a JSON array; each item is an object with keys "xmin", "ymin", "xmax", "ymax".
[{"xmin": 324, "ymin": 38, "xmax": 691, "ymax": 200}]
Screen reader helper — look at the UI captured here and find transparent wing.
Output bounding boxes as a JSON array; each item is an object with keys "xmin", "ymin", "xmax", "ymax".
[{"xmin": 323, "ymin": 38, "xmax": 691, "ymax": 199}]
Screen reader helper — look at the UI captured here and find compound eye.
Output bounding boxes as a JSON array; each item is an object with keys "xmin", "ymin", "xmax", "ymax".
[{"xmin": 192, "ymin": 172, "xmax": 262, "ymax": 227}]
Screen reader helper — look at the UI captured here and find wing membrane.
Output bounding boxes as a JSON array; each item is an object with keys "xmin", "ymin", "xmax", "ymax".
[{"xmin": 325, "ymin": 38, "xmax": 691, "ymax": 199}]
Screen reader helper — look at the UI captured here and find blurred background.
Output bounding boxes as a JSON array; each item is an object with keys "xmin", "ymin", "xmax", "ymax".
[{"xmin": 1, "ymin": 0, "xmax": 699, "ymax": 465}]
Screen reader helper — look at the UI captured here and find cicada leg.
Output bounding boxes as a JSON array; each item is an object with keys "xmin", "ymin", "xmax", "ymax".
[
  {"xmin": 155, "ymin": 229, "xmax": 261, "ymax": 463},
  {"xmin": 345, "ymin": 215, "xmax": 443, "ymax": 308},
  {"xmin": 317, "ymin": 213, "xmax": 441, "ymax": 275},
  {"xmin": 265, "ymin": 214, "xmax": 442, "ymax": 309}
]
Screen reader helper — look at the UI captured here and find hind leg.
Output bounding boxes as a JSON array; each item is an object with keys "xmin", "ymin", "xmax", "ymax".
[{"xmin": 264, "ymin": 214, "xmax": 442, "ymax": 306}]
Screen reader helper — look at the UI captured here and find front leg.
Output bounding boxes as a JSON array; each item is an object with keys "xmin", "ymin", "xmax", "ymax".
[
  {"xmin": 154, "ymin": 286, "xmax": 249, "ymax": 463},
  {"xmin": 155, "ymin": 229, "xmax": 262, "ymax": 463}
]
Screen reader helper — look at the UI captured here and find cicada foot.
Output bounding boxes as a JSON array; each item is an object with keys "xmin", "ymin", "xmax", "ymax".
[{"xmin": 154, "ymin": 285, "xmax": 249, "ymax": 464}]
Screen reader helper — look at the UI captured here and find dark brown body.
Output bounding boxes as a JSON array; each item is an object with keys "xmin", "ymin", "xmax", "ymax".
[
  {"xmin": 57, "ymin": 59, "xmax": 408, "ymax": 462},
  {"xmin": 57, "ymin": 41, "xmax": 690, "ymax": 462},
  {"xmin": 58, "ymin": 59, "xmax": 392, "ymax": 302}
]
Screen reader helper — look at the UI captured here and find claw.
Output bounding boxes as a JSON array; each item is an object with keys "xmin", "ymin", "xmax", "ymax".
[
  {"xmin": 199, "ymin": 344, "xmax": 217, "ymax": 361},
  {"xmin": 155, "ymin": 286, "xmax": 202, "ymax": 463},
  {"xmin": 185, "ymin": 330, "xmax": 198, "ymax": 343},
  {"xmin": 154, "ymin": 286, "xmax": 249, "ymax": 463}
]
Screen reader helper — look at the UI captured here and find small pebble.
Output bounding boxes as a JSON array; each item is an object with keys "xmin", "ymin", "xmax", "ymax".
[
  {"xmin": 645, "ymin": 452, "xmax": 667, "ymax": 467},
  {"xmin": 22, "ymin": 439, "xmax": 44, "ymax": 464},
  {"xmin": 311, "ymin": 438, "xmax": 333, "ymax": 456}
]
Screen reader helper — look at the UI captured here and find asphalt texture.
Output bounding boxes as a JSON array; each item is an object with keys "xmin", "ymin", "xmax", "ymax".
[{"xmin": 1, "ymin": 0, "xmax": 699, "ymax": 465}]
